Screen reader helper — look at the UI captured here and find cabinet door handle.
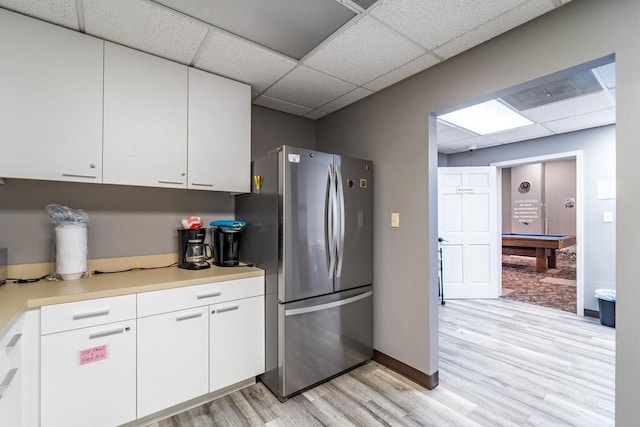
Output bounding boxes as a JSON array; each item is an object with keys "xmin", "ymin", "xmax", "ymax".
[
  {"xmin": 5, "ymin": 333, "xmax": 21, "ymax": 349},
  {"xmin": 0, "ymin": 368, "xmax": 18, "ymax": 399},
  {"xmin": 89, "ymin": 327, "xmax": 125, "ymax": 339},
  {"xmin": 176, "ymin": 312, "xmax": 203, "ymax": 322},
  {"xmin": 213, "ymin": 305, "xmax": 239, "ymax": 314},
  {"xmin": 158, "ymin": 180, "xmax": 184, "ymax": 185},
  {"xmin": 197, "ymin": 291, "xmax": 221, "ymax": 299},
  {"xmin": 62, "ymin": 173, "xmax": 98, "ymax": 179},
  {"xmin": 191, "ymin": 182, "xmax": 214, "ymax": 187},
  {"xmin": 73, "ymin": 308, "xmax": 110, "ymax": 320}
]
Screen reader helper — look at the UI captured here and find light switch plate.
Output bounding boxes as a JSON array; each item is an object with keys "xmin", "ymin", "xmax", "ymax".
[
  {"xmin": 603, "ymin": 211, "xmax": 613, "ymax": 223},
  {"xmin": 391, "ymin": 212, "xmax": 400, "ymax": 228}
]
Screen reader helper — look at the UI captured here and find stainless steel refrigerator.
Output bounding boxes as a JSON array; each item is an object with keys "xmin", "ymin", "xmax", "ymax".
[{"xmin": 236, "ymin": 145, "xmax": 373, "ymax": 401}]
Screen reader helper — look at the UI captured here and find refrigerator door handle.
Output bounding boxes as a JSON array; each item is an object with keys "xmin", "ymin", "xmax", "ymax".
[
  {"xmin": 284, "ymin": 291, "xmax": 373, "ymax": 316},
  {"xmin": 326, "ymin": 164, "xmax": 336, "ymax": 279},
  {"xmin": 336, "ymin": 164, "xmax": 346, "ymax": 278}
]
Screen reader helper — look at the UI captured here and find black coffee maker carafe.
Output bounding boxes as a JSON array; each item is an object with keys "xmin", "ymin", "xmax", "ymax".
[{"xmin": 178, "ymin": 228, "xmax": 213, "ymax": 270}]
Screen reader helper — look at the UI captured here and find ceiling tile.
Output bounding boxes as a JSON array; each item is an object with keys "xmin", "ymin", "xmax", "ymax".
[
  {"xmin": 364, "ymin": 53, "xmax": 440, "ymax": 92},
  {"xmin": 372, "ymin": 0, "xmax": 529, "ymax": 51},
  {"xmin": 437, "ymin": 120, "xmax": 457, "ymax": 133},
  {"xmin": 0, "ymin": 0, "xmax": 79, "ymax": 30},
  {"xmin": 253, "ymin": 95, "xmax": 312, "ymax": 116},
  {"xmin": 543, "ymin": 108, "xmax": 616, "ymax": 133},
  {"xmin": 433, "ymin": 0, "xmax": 554, "ymax": 59},
  {"xmin": 439, "ymin": 135, "xmax": 495, "ymax": 152},
  {"xmin": 194, "ymin": 29, "xmax": 297, "ymax": 93},
  {"xmin": 304, "ymin": 110, "xmax": 328, "ymax": 120},
  {"xmin": 304, "ymin": 15, "xmax": 425, "ymax": 86},
  {"xmin": 437, "ymin": 126, "xmax": 476, "ymax": 145},
  {"xmin": 264, "ymin": 66, "xmax": 356, "ymax": 109},
  {"xmin": 82, "ymin": 0, "xmax": 209, "ymax": 64},
  {"xmin": 484, "ymin": 124, "xmax": 553, "ymax": 144},
  {"xmin": 593, "ymin": 62, "xmax": 616, "ymax": 89},
  {"xmin": 438, "ymin": 146, "xmax": 457, "ymax": 154},
  {"xmin": 319, "ymin": 88, "xmax": 372, "ymax": 114},
  {"xmin": 518, "ymin": 91, "xmax": 614, "ymax": 123}
]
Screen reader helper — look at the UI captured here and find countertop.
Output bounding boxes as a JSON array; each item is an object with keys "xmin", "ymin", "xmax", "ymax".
[{"xmin": 0, "ymin": 265, "xmax": 264, "ymax": 337}]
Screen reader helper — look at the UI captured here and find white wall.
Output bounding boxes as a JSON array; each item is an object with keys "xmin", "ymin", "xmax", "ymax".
[{"xmin": 317, "ymin": 0, "xmax": 637, "ymax": 423}]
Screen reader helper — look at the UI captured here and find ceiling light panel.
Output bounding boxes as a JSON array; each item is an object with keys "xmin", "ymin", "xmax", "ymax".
[
  {"xmin": 364, "ymin": 52, "xmax": 440, "ymax": 92},
  {"xmin": 517, "ymin": 91, "xmax": 613, "ymax": 123},
  {"xmin": 433, "ymin": 0, "xmax": 555, "ymax": 59},
  {"xmin": 152, "ymin": 0, "xmax": 355, "ymax": 60},
  {"xmin": 484, "ymin": 124, "xmax": 553, "ymax": 144},
  {"xmin": 83, "ymin": 0, "xmax": 209, "ymax": 64},
  {"xmin": 319, "ymin": 88, "xmax": 373, "ymax": 114},
  {"xmin": 253, "ymin": 95, "xmax": 313, "ymax": 116},
  {"xmin": 264, "ymin": 66, "xmax": 356, "ymax": 109},
  {"xmin": 194, "ymin": 29, "xmax": 297, "ymax": 92},
  {"xmin": 439, "ymin": 100, "xmax": 533, "ymax": 135},
  {"xmin": 304, "ymin": 15, "xmax": 425, "ymax": 86},
  {"xmin": 0, "ymin": 0, "xmax": 79, "ymax": 30},
  {"xmin": 543, "ymin": 108, "xmax": 616, "ymax": 134},
  {"xmin": 371, "ymin": 0, "xmax": 529, "ymax": 50}
]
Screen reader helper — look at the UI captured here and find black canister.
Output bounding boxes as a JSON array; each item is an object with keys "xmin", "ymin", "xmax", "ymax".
[{"xmin": 212, "ymin": 228, "xmax": 243, "ymax": 266}]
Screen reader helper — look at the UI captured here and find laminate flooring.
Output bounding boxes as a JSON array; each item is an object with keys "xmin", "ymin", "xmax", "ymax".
[{"xmin": 149, "ymin": 299, "xmax": 615, "ymax": 427}]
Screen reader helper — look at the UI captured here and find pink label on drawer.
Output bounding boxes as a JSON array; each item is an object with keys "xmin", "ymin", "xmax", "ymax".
[{"xmin": 79, "ymin": 345, "xmax": 108, "ymax": 366}]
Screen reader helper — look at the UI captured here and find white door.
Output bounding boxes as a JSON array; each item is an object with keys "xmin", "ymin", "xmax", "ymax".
[{"xmin": 438, "ymin": 166, "xmax": 499, "ymax": 298}]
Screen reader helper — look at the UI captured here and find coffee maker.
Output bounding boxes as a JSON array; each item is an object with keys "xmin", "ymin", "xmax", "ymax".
[{"xmin": 178, "ymin": 228, "xmax": 213, "ymax": 270}]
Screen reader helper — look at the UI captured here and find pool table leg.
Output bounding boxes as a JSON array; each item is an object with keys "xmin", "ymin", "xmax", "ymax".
[
  {"xmin": 548, "ymin": 248, "xmax": 557, "ymax": 269},
  {"xmin": 536, "ymin": 248, "xmax": 548, "ymax": 273}
]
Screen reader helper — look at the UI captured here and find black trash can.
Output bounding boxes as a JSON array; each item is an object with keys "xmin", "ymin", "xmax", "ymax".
[{"xmin": 595, "ymin": 289, "xmax": 616, "ymax": 328}]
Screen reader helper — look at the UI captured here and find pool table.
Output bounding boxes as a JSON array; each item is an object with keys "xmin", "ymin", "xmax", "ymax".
[{"xmin": 502, "ymin": 233, "xmax": 577, "ymax": 273}]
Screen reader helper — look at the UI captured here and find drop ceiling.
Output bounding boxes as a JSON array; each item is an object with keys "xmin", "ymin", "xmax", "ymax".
[
  {"xmin": 0, "ymin": 0, "xmax": 574, "ymax": 120},
  {"xmin": 437, "ymin": 61, "xmax": 616, "ymax": 154}
]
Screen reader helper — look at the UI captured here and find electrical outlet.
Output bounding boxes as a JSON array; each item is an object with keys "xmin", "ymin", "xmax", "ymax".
[
  {"xmin": 391, "ymin": 212, "xmax": 400, "ymax": 228},
  {"xmin": 603, "ymin": 211, "xmax": 613, "ymax": 223}
]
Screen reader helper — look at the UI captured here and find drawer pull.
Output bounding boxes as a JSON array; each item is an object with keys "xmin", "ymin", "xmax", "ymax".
[
  {"xmin": 0, "ymin": 368, "xmax": 18, "ymax": 399},
  {"xmin": 191, "ymin": 182, "xmax": 214, "ymax": 187},
  {"xmin": 5, "ymin": 333, "xmax": 21, "ymax": 349},
  {"xmin": 213, "ymin": 305, "xmax": 239, "ymax": 314},
  {"xmin": 62, "ymin": 173, "xmax": 98, "ymax": 179},
  {"xmin": 197, "ymin": 291, "xmax": 221, "ymax": 299},
  {"xmin": 89, "ymin": 327, "xmax": 125, "ymax": 339},
  {"xmin": 158, "ymin": 180, "xmax": 184, "ymax": 185},
  {"xmin": 73, "ymin": 309, "xmax": 110, "ymax": 320},
  {"xmin": 176, "ymin": 312, "xmax": 203, "ymax": 322}
]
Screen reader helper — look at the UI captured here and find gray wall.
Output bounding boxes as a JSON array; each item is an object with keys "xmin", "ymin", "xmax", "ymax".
[
  {"xmin": 448, "ymin": 126, "xmax": 614, "ymax": 311},
  {"xmin": 545, "ymin": 159, "xmax": 577, "ymax": 235},
  {"xmin": 0, "ymin": 106, "xmax": 316, "ymax": 265},
  {"xmin": 510, "ymin": 163, "xmax": 544, "ymax": 234},
  {"xmin": 316, "ymin": 1, "xmax": 637, "ymax": 423},
  {"xmin": 251, "ymin": 105, "xmax": 316, "ymax": 161}
]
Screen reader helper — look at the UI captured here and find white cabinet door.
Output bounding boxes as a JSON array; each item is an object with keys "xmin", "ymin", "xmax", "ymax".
[
  {"xmin": 41, "ymin": 321, "xmax": 136, "ymax": 427},
  {"xmin": 103, "ymin": 42, "xmax": 188, "ymax": 188},
  {"xmin": 210, "ymin": 295, "xmax": 265, "ymax": 391},
  {"xmin": 137, "ymin": 306, "xmax": 209, "ymax": 418},
  {"xmin": 0, "ymin": 9, "xmax": 103, "ymax": 183},
  {"xmin": 188, "ymin": 68, "xmax": 251, "ymax": 193}
]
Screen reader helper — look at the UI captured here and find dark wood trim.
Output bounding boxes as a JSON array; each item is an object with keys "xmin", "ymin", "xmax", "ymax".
[
  {"xmin": 584, "ymin": 308, "xmax": 599, "ymax": 318},
  {"xmin": 373, "ymin": 349, "xmax": 439, "ymax": 390}
]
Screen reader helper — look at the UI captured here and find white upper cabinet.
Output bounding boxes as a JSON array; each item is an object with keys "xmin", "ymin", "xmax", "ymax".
[
  {"xmin": 103, "ymin": 42, "xmax": 188, "ymax": 188},
  {"xmin": 0, "ymin": 9, "xmax": 103, "ymax": 183},
  {"xmin": 188, "ymin": 68, "xmax": 251, "ymax": 193}
]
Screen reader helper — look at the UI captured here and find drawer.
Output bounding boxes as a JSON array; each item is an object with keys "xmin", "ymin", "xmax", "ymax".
[
  {"xmin": 138, "ymin": 276, "xmax": 264, "ymax": 317},
  {"xmin": 41, "ymin": 294, "xmax": 137, "ymax": 335}
]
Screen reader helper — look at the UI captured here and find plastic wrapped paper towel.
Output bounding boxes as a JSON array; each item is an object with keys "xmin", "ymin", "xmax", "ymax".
[
  {"xmin": 46, "ymin": 204, "xmax": 89, "ymax": 280},
  {"xmin": 55, "ymin": 223, "xmax": 87, "ymax": 280}
]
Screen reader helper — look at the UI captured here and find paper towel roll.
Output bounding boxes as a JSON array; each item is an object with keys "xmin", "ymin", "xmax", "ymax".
[{"xmin": 55, "ymin": 223, "xmax": 87, "ymax": 280}]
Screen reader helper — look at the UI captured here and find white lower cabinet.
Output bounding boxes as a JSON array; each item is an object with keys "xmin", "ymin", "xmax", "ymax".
[
  {"xmin": 0, "ymin": 317, "xmax": 23, "ymax": 426},
  {"xmin": 137, "ymin": 306, "xmax": 209, "ymax": 417},
  {"xmin": 210, "ymin": 295, "xmax": 265, "ymax": 392},
  {"xmin": 40, "ymin": 321, "xmax": 136, "ymax": 427}
]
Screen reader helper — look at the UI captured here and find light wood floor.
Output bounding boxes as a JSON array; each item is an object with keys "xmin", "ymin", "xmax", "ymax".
[{"xmin": 150, "ymin": 299, "xmax": 615, "ymax": 427}]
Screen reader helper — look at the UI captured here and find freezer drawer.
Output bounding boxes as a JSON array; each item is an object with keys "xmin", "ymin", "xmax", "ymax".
[{"xmin": 279, "ymin": 286, "xmax": 373, "ymax": 398}]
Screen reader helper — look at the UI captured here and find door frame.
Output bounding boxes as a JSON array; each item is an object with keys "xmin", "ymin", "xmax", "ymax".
[{"xmin": 492, "ymin": 150, "xmax": 584, "ymax": 316}]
